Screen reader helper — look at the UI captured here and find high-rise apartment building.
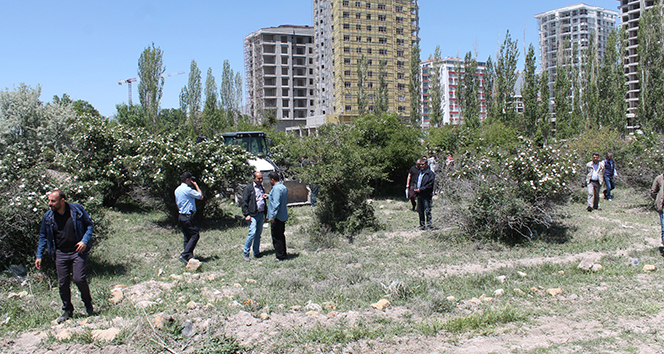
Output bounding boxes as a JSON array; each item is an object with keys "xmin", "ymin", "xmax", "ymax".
[
  {"xmin": 420, "ymin": 57, "xmax": 486, "ymax": 127},
  {"xmin": 535, "ymin": 4, "xmax": 618, "ymax": 95},
  {"xmin": 244, "ymin": 25, "xmax": 316, "ymax": 130},
  {"xmin": 618, "ymin": 0, "xmax": 656, "ymax": 125},
  {"xmin": 313, "ymin": 0, "xmax": 419, "ymax": 123}
]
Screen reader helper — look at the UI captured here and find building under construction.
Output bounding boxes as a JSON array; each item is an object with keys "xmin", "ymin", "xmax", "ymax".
[
  {"xmin": 314, "ymin": 0, "xmax": 420, "ymax": 123},
  {"xmin": 244, "ymin": 25, "xmax": 316, "ymax": 130}
]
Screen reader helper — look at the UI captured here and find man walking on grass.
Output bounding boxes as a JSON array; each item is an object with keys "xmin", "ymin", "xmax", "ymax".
[
  {"xmin": 603, "ymin": 152, "xmax": 617, "ymax": 201},
  {"xmin": 651, "ymin": 173, "xmax": 664, "ymax": 252},
  {"xmin": 241, "ymin": 171, "xmax": 267, "ymax": 261},
  {"xmin": 35, "ymin": 190, "xmax": 94, "ymax": 323},
  {"xmin": 175, "ymin": 172, "xmax": 203, "ymax": 265},
  {"xmin": 414, "ymin": 158, "xmax": 435, "ymax": 230},
  {"xmin": 266, "ymin": 171, "xmax": 288, "ymax": 261},
  {"xmin": 585, "ymin": 152, "xmax": 604, "ymax": 212}
]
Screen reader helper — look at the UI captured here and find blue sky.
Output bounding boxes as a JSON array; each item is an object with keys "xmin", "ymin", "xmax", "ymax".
[{"xmin": 1, "ymin": 0, "xmax": 620, "ymax": 117}]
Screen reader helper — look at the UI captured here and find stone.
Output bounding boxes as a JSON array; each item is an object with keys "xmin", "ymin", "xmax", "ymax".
[
  {"xmin": 260, "ymin": 313, "xmax": 270, "ymax": 320},
  {"xmin": 517, "ymin": 271, "xmax": 528, "ymax": 278},
  {"xmin": 17, "ymin": 291, "xmax": 28, "ymax": 298},
  {"xmin": 290, "ymin": 305, "xmax": 302, "ymax": 311},
  {"xmin": 644, "ymin": 264, "xmax": 657, "ymax": 272},
  {"xmin": 327, "ymin": 311, "xmax": 339, "ymax": 319},
  {"xmin": 370, "ymin": 299, "xmax": 390, "ymax": 310},
  {"xmin": 578, "ymin": 258, "xmax": 594, "ymax": 271},
  {"xmin": 186, "ymin": 301, "xmax": 197, "ymax": 310},
  {"xmin": 181, "ymin": 320, "xmax": 195, "ymax": 338},
  {"xmin": 514, "ymin": 289, "xmax": 526, "ymax": 295},
  {"xmin": 92, "ymin": 328, "xmax": 120, "ymax": 342},
  {"xmin": 379, "ymin": 205, "xmax": 385, "ymax": 209},
  {"xmin": 304, "ymin": 301, "xmax": 322, "ymax": 312},
  {"xmin": 170, "ymin": 274, "xmax": 182, "ymax": 280},
  {"xmin": 153, "ymin": 316, "xmax": 166, "ymax": 329},
  {"xmin": 108, "ymin": 289, "xmax": 123, "ymax": 304},
  {"xmin": 547, "ymin": 288, "xmax": 563, "ymax": 296},
  {"xmin": 186, "ymin": 259, "xmax": 201, "ymax": 271},
  {"xmin": 479, "ymin": 294, "xmax": 494, "ymax": 302},
  {"xmin": 245, "ymin": 279, "xmax": 257, "ymax": 284},
  {"xmin": 446, "ymin": 296, "xmax": 456, "ymax": 301},
  {"xmin": 558, "ymin": 271, "xmax": 565, "ymax": 275},
  {"xmin": 157, "ymin": 268, "xmax": 165, "ymax": 276},
  {"xmin": 591, "ymin": 264, "xmax": 603, "ymax": 272},
  {"xmin": 7, "ymin": 293, "xmax": 19, "ymax": 299},
  {"xmin": 322, "ymin": 301, "xmax": 336, "ymax": 310},
  {"xmin": 305, "ymin": 311, "xmax": 320, "ymax": 317},
  {"xmin": 135, "ymin": 301, "xmax": 157, "ymax": 309},
  {"xmin": 55, "ymin": 328, "xmax": 72, "ymax": 341},
  {"xmin": 16, "ymin": 333, "xmax": 41, "ymax": 350},
  {"xmin": 496, "ymin": 275, "xmax": 506, "ymax": 283},
  {"xmin": 494, "ymin": 289, "xmax": 505, "ymax": 297}
]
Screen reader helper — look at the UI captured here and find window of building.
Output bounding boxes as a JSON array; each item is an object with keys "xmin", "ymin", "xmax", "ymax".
[
  {"xmin": 344, "ymin": 35, "xmax": 350, "ymax": 41},
  {"xmin": 281, "ymin": 36, "xmax": 288, "ymax": 42},
  {"xmin": 366, "ymin": 13, "xmax": 371, "ymax": 20},
  {"xmin": 343, "ymin": 23, "xmax": 350, "ymax": 29},
  {"xmin": 366, "ymin": 37, "xmax": 372, "ymax": 43},
  {"xmin": 378, "ymin": 15, "xmax": 386, "ymax": 21},
  {"xmin": 397, "ymin": 60, "xmax": 405, "ymax": 68},
  {"xmin": 345, "ymin": 93, "xmax": 352, "ymax": 100},
  {"xmin": 283, "ymin": 110, "xmax": 290, "ymax": 118},
  {"xmin": 396, "ymin": 16, "xmax": 403, "ymax": 23},
  {"xmin": 345, "ymin": 81, "xmax": 351, "ymax": 88},
  {"xmin": 356, "ymin": 36, "xmax": 362, "ymax": 42},
  {"xmin": 344, "ymin": 70, "xmax": 351, "ymax": 76},
  {"xmin": 367, "ymin": 48, "xmax": 372, "ymax": 54},
  {"xmin": 355, "ymin": 1, "xmax": 361, "ymax": 7},
  {"xmin": 367, "ymin": 59, "xmax": 372, "ymax": 65},
  {"xmin": 282, "ymin": 78, "xmax": 289, "ymax": 85},
  {"xmin": 379, "ymin": 37, "xmax": 387, "ymax": 44},
  {"xmin": 396, "ymin": 28, "xmax": 404, "ymax": 35},
  {"xmin": 368, "ymin": 94, "xmax": 374, "ymax": 100},
  {"xmin": 379, "ymin": 49, "xmax": 387, "ymax": 55},
  {"xmin": 379, "ymin": 26, "xmax": 387, "ymax": 33},
  {"xmin": 397, "ymin": 50, "xmax": 404, "ymax": 57},
  {"xmin": 343, "ymin": 0, "xmax": 349, "ymax": 6},
  {"xmin": 282, "ymin": 67, "xmax": 289, "ymax": 75},
  {"xmin": 398, "ymin": 106, "xmax": 406, "ymax": 113},
  {"xmin": 356, "ymin": 24, "xmax": 362, "ymax": 30},
  {"xmin": 343, "ymin": 11, "xmax": 350, "ymax": 18},
  {"xmin": 398, "ymin": 83, "xmax": 405, "ymax": 91},
  {"xmin": 395, "ymin": 5, "xmax": 403, "ymax": 12},
  {"xmin": 368, "ymin": 82, "xmax": 373, "ymax": 88},
  {"xmin": 344, "ymin": 58, "xmax": 351, "ymax": 65},
  {"xmin": 344, "ymin": 47, "xmax": 350, "ymax": 53},
  {"xmin": 356, "ymin": 12, "xmax": 361, "ymax": 19},
  {"xmin": 378, "ymin": 4, "xmax": 386, "ymax": 10},
  {"xmin": 345, "ymin": 105, "xmax": 352, "ymax": 111},
  {"xmin": 366, "ymin": 25, "xmax": 372, "ymax": 31},
  {"xmin": 397, "ymin": 72, "xmax": 405, "ymax": 79},
  {"xmin": 366, "ymin": 2, "xmax": 371, "ymax": 8},
  {"xmin": 396, "ymin": 38, "xmax": 404, "ymax": 46},
  {"xmin": 356, "ymin": 47, "xmax": 362, "ymax": 54},
  {"xmin": 282, "ymin": 99, "xmax": 289, "ymax": 107},
  {"xmin": 368, "ymin": 71, "xmax": 373, "ymax": 77}
]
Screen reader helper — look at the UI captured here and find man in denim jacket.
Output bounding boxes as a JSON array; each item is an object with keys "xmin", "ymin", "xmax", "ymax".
[{"xmin": 35, "ymin": 190, "xmax": 94, "ymax": 323}]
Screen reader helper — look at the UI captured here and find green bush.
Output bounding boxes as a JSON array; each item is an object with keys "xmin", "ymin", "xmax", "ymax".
[{"xmin": 438, "ymin": 138, "xmax": 576, "ymax": 243}]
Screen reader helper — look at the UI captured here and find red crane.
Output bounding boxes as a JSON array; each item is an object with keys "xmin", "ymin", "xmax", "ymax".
[
  {"xmin": 117, "ymin": 78, "xmax": 137, "ymax": 105},
  {"xmin": 117, "ymin": 71, "xmax": 184, "ymax": 105}
]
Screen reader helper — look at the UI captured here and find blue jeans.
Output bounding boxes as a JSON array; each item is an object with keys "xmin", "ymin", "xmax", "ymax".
[
  {"xmin": 660, "ymin": 213, "xmax": 664, "ymax": 246},
  {"xmin": 603, "ymin": 177, "xmax": 614, "ymax": 200},
  {"xmin": 417, "ymin": 196, "xmax": 432, "ymax": 227},
  {"xmin": 244, "ymin": 213, "xmax": 264, "ymax": 256}
]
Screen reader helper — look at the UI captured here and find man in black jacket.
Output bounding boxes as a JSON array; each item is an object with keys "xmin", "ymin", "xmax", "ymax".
[
  {"xmin": 414, "ymin": 158, "xmax": 435, "ymax": 230},
  {"xmin": 241, "ymin": 171, "xmax": 267, "ymax": 261}
]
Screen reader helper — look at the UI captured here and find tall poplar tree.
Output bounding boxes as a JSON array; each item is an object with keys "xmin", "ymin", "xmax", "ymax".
[
  {"xmin": 637, "ymin": 3, "xmax": 664, "ymax": 131},
  {"xmin": 409, "ymin": 43, "xmax": 421, "ymax": 126},
  {"xmin": 537, "ymin": 70, "xmax": 551, "ymax": 144},
  {"xmin": 375, "ymin": 60, "xmax": 389, "ymax": 114},
  {"xmin": 521, "ymin": 44, "xmax": 539, "ymax": 137},
  {"xmin": 598, "ymin": 28, "xmax": 627, "ymax": 131},
  {"xmin": 427, "ymin": 46, "xmax": 443, "ymax": 127},
  {"xmin": 461, "ymin": 51, "xmax": 480, "ymax": 129},
  {"xmin": 484, "ymin": 56, "xmax": 495, "ymax": 120},
  {"xmin": 357, "ymin": 55, "xmax": 368, "ymax": 116},
  {"xmin": 492, "ymin": 31, "xmax": 520, "ymax": 124},
  {"xmin": 137, "ymin": 43, "xmax": 165, "ymax": 130},
  {"xmin": 553, "ymin": 59, "xmax": 572, "ymax": 138},
  {"xmin": 180, "ymin": 60, "xmax": 202, "ymax": 134},
  {"xmin": 581, "ymin": 33, "xmax": 600, "ymax": 129}
]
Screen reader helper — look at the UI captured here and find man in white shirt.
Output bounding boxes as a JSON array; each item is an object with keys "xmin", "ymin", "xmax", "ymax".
[{"xmin": 585, "ymin": 153, "xmax": 604, "ymax": 212}]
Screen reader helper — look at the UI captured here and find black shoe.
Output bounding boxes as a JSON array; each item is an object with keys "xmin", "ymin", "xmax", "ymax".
[
  {"xmin": 586, "ymin": 206, "xmax": 593, "ymax": 212},
  {"xmin": 254, "ymin": 253, "xmax": 263, "ymax": 259},
  {"xmin": 57, "ymin": 310, "xmax": 72, "ymax": 324},
  {"xmin": 85, "ymin": 304, "xmax": 94, "ymax": 316},
  {"xmin": 178, "ymin": 255, "xmax": 188, "ymax": 265}
]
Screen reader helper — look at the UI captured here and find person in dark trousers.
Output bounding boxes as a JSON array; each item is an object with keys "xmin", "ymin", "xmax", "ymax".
[
  {"xmin": 603, "ymin": 152, "xmax": 617, "ymax": 201},
  {"xmin": 175, "ymin": 172, "xmax": 203, "ymax": 265},
  {"xmin": 266, "ymin": 171, "xmax": 288, "ymax": 261},
  {"xmin": 414, "ymin": 158, "xmax": 435, "ymax": 230},
  {"xmin": 651, "ymin": 172, "xmax": 664, "ymax": 251},
  {"xmin": 241, "ymin": 171, "xmax": 267, "ymax": 261},
  {"xmin": 35, "ymin": 190, "xmax": 94, "ymax": 324},
  {"xmin": 585, "ymin": 153, "xmax": 604, "ymax": 212},
  {"xmin": 406, "ymin": 161, "xmax": 420, "ymax": 211}
]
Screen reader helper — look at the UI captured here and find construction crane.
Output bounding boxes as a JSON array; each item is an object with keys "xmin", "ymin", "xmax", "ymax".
[
  {"xmin": 117, "ymin": 78, "xmax": 137, "ymax": 105},
  {"xmin": 118, "ymin": 72, "xmax": 185, "ymax": 105}
]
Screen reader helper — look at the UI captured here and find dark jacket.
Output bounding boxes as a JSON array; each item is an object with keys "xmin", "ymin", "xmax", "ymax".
[
  {"xmin": 36, "ymin": 202, "xmax": 94, "ymax": 260},
  {"xmin": 242, "ymin": 183, "xmax": 265, "ymax": 217},
  {"xmin": 416, "ymin": 168, "xmax": 436, "ymax": 198}
]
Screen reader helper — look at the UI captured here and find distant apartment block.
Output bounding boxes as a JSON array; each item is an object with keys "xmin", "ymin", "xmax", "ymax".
[
  {"xmin": 420, "ymin": 57, "xmax": 486, "ymax": 127},
  {"xmin": 535, "ymin": 4, "xmax": 618, "ymax": 95},
  {"xmin": 244, "ymin": 25, "xmax": 316, "ymax": 130},
  {"xmin": 618, "ymin": 0, "xmax": 656, "ymax": 125},
  {"xmin": 313, "ymin": 0, "xmax": 420, "ymax": 123}
]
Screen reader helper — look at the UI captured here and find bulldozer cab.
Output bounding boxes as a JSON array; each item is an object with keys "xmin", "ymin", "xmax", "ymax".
[{"xmin": 222, "ymin": 131, "xmax": 271, "ymax": 157}]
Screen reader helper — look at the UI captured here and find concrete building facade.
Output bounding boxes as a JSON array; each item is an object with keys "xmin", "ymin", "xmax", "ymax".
[
  {"xmin": 244, "ymin": 25, "xmax": 316, "ymax": 130},
  {"xmin": 535, "ymin": 3, "xmax": 618, "ymax": 95},
  {"xmin": 618, "ymin": 0, "xmax": 656, "ymax": 125},
  {"xmin": 313, "ymin": 0, "xmax": 420, "ymax": 123},
  {"xmin": 420, "ymin": 57, "xmax": 486, "ymax": 127}
]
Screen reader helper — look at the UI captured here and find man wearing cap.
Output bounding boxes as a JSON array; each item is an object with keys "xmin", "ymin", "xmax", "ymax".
[{"xmin": 175, "ymin": 172, "xmax": 203, "ymax": 264}]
